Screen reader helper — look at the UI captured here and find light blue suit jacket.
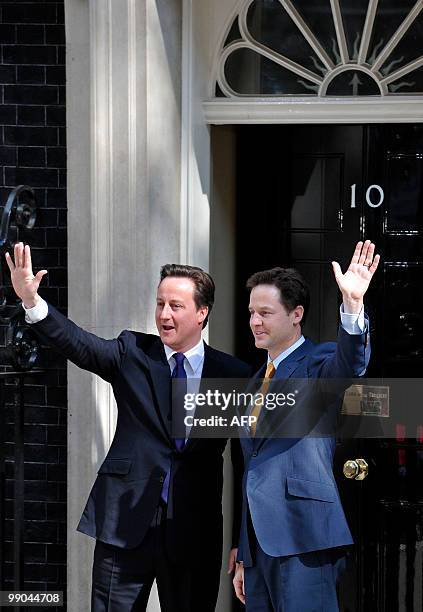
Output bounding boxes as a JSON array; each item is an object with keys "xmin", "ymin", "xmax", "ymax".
[{"xmin": 238, "ymin": 324, "xmax": 369, "ymax": 566}]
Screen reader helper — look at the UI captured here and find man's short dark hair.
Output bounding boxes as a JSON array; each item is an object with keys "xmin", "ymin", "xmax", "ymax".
[
  {"xmin": 246, "ymin": 267, "xmax": 310, "ymax": 327},
  {"xmin": 159, "ymin": 264, "xmax": 215, "ymax": 329}
]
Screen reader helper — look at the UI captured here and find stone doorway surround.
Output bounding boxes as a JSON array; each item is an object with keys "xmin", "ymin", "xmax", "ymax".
[
  {"xmin": 65, "ymin": 1, "xmax": 423, "ymax": 610},
  {"xmin": 65, "ymin": 1, "xmax": 185, "ymax": 610}
]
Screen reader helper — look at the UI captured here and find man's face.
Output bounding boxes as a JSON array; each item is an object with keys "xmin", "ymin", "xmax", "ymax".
[
  {"xmin": 249, "ymin": 284, "xmax": 303, "ymax": 360},
  {"xmin": 155, "ymin": 277, "xmax": 207, "ymax": 352}
]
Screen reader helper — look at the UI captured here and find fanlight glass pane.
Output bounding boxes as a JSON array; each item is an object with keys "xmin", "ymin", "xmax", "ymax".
[
  {"xmin": 366, "ymin": 0, "xmax": 418, "ymax": 66},
  {"xmin": 388, "ymin": 65, "xmax": 423, "ymax": 94},
  {"xmin": 326, "ymin": 70, "xmax": 380, "ymax": 96},
  {"xmin": 224, "ymin": 18, "xmax": 242, "ymax": 47},
  {"xmin": 247, "ymin": 0, "xmax": 325, "ymax": 76},
  {"xmin": 294, "ymin": 0, "xmax": 340, "ymax": 65},
  {"xmin": 225, "ymin": 48, "xmax": 318, "ymax": 95},
  {"xmin": 380, "ymin": 12, "xmax": 423, "ymax": 77},
  {"xmin": 339, "ymin": 0, "xmax": 369, "ymax": 61}
]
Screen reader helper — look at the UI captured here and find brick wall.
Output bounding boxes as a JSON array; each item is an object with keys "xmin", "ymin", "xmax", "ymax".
[{"xmin": 0, "ymin": 1, "xmax": 67, "ymax": 608}]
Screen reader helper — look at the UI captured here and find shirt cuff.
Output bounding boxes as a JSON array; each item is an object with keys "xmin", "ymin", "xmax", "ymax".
[
  {"xmin": 22, "ymin": 297, "xmax": 49, "ymax": 324},
  {"xmin": 340, "ymin": 304, "xmax": 365, "ymax": 335}
]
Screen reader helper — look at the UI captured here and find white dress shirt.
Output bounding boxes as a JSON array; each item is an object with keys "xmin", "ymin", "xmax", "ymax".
[{"xmin": 163, "ymin": 339, "xmax": 205, "ymax": 380}]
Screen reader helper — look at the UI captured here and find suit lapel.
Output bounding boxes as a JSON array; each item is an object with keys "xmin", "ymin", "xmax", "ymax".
[
  {"xmin": 200, "ymin": 343, "xmax": 221, "ymax": 378},
  {"xmin": 254, "ymin": 338, "xmax": 313, "ymax": 449},
  {"xmin": 184, "ymin": 343, "xmax": 219, "ymax": 451},
  {"xmin": 144, "ymin": 340, "xmax": 229, "ymax": 450},
  {"xmin": 274, "ymin": 338, "xmax": 313, "ymax": 379},
  {"xmin": 144, "ymin": 339, "xmax": 173, "ymax": 442},
  {"xmin": 240, "ymin": 364, "xmax": 265, "ymax": 450}
]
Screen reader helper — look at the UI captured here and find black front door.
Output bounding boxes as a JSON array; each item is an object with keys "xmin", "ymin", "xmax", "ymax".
[{"xmin": 235, "ymin": 124, "xmax": 423, "ymax": 611}]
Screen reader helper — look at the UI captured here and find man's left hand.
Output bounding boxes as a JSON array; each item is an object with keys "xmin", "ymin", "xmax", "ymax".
[
  {"xmin": 332, "ymin": 240, "xmax": 380, "ymax": 313},
  {"xmin": 227, "ymin": 547, "xmax": 238, "ymax": 574},
  {"xmin": 233, "ymin": 562, "xmax": 245, "ymax": 604}
]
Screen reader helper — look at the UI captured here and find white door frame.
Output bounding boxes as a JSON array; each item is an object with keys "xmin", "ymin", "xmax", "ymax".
[{"xmin": 183, "ymin": 2, "xmax": 423, "ymax": 273}]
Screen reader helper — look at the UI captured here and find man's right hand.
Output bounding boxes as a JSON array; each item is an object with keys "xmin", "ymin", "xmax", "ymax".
[
  {"xmin": 233, "ymin": 561, "xmax": 245, "ymax": 604},
  {"xmin": 5, "ymin": 242, "xmax": 47, "ymax": 308}
]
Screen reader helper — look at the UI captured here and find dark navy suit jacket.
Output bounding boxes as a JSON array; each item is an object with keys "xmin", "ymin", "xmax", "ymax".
[
  {"xmin": 30, "ymin": 304, "xmax": 250, "ymax": 565},
  {"xmin": 238, "ymin": 324, "xmax": 369, "ymax": 566}
]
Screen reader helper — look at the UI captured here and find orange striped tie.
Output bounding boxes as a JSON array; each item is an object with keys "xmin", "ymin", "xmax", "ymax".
[{"xmin": 250, "ymin": 361, "xmax": 276, "ymax": 436}]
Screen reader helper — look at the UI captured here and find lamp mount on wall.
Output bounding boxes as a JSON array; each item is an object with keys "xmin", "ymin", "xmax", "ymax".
[{"xmin": 0, "ymin": 186, "xmax": 39, "ymax": 371}]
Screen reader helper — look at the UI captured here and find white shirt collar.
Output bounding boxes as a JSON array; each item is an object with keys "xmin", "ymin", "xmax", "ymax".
[
  {"xmin": 163, "ymin": 337, "xmax": 205, "ymax": 376},
  {"xmin": 269, "ymin": 335, "xmax": 306, "ymax": 370}
]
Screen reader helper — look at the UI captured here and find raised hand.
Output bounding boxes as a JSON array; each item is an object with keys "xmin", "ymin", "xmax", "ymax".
[
  {"xmin": 5, "ymin": 242, "xmax": 47, "ymax": 308},
  {"xmin": 332, "ymin": 240, "xmax": 380, "ymax": 313}
]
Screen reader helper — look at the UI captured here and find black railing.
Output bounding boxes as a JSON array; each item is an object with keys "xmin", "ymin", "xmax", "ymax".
[
  {"xmin": 0, "ymin": 186, "xmax": 43, "ymax": 595},
  {"xmin": 0, "ymin": 371, "xmax": 45, "ymax": 592}
]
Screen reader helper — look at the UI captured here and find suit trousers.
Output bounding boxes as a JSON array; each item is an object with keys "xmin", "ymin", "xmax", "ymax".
[
  {"xmin": 244, "ymin": 537, "xmax": 346, "ymax": 612},
  {"xmin": 91, "ymin": 502, "xmax": 220, "ymax": 612}
]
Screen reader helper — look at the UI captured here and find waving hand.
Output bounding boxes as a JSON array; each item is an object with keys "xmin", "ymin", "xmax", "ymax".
[
  {"xmin": 332, "ymin": 240, "xmax": 380, "ymax": 313},
  {"xmin": 5, "ymin": 242, "xmax": 47, "ymax": 308}
]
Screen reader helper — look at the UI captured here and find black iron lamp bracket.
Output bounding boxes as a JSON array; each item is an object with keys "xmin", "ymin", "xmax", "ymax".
[{"xmin": 0, "ymin": 186, "xmax": 39, "ymax": 371}]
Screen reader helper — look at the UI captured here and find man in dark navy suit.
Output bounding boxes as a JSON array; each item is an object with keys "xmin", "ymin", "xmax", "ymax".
[
  {"xmin": 6, "ymin": 243, "xmax": 250, "ymax": 612},
  {"xmin": 233, "ymin": 241, "xmax": 379, "ymax": 612}
]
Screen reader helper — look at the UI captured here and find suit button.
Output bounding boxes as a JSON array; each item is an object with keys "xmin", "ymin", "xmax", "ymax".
[
  {"xmin": 159, "ymin": 476, "xmax": 164, "ymax": 483},
  {"xmin": 252, "ymin": 451, "xmax": 258, "ymax": 457}
]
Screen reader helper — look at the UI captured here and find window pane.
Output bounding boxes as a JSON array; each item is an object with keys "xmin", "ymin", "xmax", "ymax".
[
  {"xmin": 339, "ymin": 0, "xmax": 369, "ymax": 61},
  {"xmin": 388, "ymin": 64, "xmax": 423, "ymax": 94},
  {"xmin": 224, "ymin": 17, "xmax": 242, "ymax": 47},
  {"xmin": 247, "ymin": 0, "xmax": 325, "ymax": 76},
  {"xmin": 380, "ymin": 12, "xmax": 423, "ymax": 77},
  {"xmin": 225, "ymin": 48, "xmax": 318, "ymax": 95},
  {"xmin": 294, "ymin": 0, "xmax": 341, "ymax": 65},
  {"xmin": 326, "ymin": 70, "xmax": 380, "ymax": 95},
  {"xmin": 367, "ymin": 0, "xmax": 417, "ymax": 66}
]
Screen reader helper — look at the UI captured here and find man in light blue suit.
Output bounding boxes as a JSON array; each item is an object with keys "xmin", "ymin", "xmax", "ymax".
[{"xmin": 233, "ymin": 241, "xmax": 379, "ymax": 611}]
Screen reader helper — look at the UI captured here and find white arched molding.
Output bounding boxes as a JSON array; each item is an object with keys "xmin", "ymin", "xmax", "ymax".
[
  {"xmin": 65, "ymin": 0, "xmax": 182, "ymax": 610},
  {"xmin": 209, "ymin": 0, "xmax": 246, "ymax": 98}
]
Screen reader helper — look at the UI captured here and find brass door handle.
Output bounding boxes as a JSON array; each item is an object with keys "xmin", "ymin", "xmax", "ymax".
[{"xmin": 343, "ymin": 458, "xmax": 368, "ymax": 480}]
